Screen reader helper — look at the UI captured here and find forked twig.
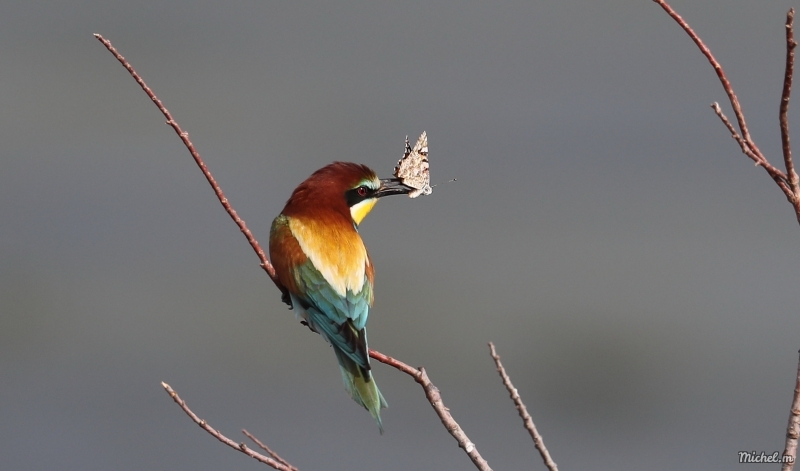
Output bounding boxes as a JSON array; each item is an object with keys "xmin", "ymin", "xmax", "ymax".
[
  {"xmin": 710, "ymin": 102, "xmax": 763, "ymax": 165},
  {"xmin": 652, "ymin": 0, "xmax": 760, "ymax": 155},
  {"xmin": 782, "ymin": 351, "xmax": 800, "ymax": 471},
  {"xmin": 243, "ymin": 429, "xmax": 298, "ymax": 471},
  {"xmin": 652, "ymin": 2, "xmax": 800, "ymax": 467},
  {"xmin": 652, "ymin": 1, "xmax": 800, "ymax": 224},
  {"xmin": 161, "ymin": 382, "xmax": 297, "ymax": 471},
  {"xmin": 488, "ymin": 343, "xmax": 557, "ymax": 471},
  {"xmin": 96, "ymin": 34, "xmax": 491, "ymax": 471}
]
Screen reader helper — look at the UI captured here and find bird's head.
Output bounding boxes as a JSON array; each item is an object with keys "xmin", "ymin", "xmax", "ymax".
[{"xmin": 281, "ymin": 162, "xmax": 414, "ymax": 225}]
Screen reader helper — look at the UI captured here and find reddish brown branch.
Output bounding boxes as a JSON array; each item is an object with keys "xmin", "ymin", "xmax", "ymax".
[
  {"xmin": 710, "ymin": 103, "xmax": 761, "ymax": 163},
  {"xmin": 243, "ymin": 429, "xmax": 298, "ymax": 471},
  {"xmin": 782, "ymin": 9, "xmax": 799, "ymax": 199},
  {"xmin": 92, "ymin": 34, "xmax": 288, "ymax": 300},
  {"xmin": 161, "ymin": 382, "xmax": 297, "ymax": 471},
  {"xmin": 369, "ymin": 350, "xmax": 493, "ymax": 471},
  {"xmin": 488, "ymin": 343, "xmax": 558, "ymax": 471},
  {"xmin": 652, "ymin": 2, "xmax": 800, "ymax": 224},
  {"xmin": 652, "ymin": 5, "xmax": 800, "ymax": 465},
  {"xmin": 782, "ymin": 352, "xmax": 800, "ymax": 471},
  {"xmin": 652, "ymin": 0, "xmax": 762, "ymax": 159},
  {"xmin": 710, "ymin": 102, "xmax": 795, "ymax": 198}
]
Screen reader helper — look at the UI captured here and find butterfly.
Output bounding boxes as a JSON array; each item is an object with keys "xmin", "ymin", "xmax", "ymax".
[{"xmin": 394, "ymin": 132, "xmax": 432, "ymax": 198}]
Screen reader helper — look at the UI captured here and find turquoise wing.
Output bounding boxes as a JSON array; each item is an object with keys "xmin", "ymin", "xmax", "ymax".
[{"xmin": 293, "ymin": 259, "xmax": 373, "ymax": 370}]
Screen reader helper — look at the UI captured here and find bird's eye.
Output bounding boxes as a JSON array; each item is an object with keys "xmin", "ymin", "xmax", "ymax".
[{"xmin": 357, "ymin": 186, "xmax": 368, "ymax": 197}]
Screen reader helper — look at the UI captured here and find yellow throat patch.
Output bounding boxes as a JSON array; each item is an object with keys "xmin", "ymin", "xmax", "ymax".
[{"xmin": 350, "ymin": 198, "xmax": 377, "ymax": 226}]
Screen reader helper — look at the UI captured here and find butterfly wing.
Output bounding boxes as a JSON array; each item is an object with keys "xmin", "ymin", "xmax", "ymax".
[{"xmin": 394, "ymin": 132, "xmax": 431, "ymax": 198}]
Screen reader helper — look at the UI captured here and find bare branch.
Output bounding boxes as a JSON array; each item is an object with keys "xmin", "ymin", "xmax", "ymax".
[
  {"xmin": 369, "ymin": 350, "xmax": 493, "ymax": 471},
  {"xmin": 92, "ymin": 34, "xmax": 289, "ymax": 302},
  {"xmin": 243, "ymin": 429, "xmax": 298, "ymax": 471},
  {"xmin": 709, "ymin": 102, "xmax": 795, "ymax": 198},
  {"xmin": 651, "ymin": 0, "xmax": 765, "ymax": 161},
  {"xmin": 710, "ymin": 102, "xmax": 760, "ymax": 163},
  {"xmin": 781, "ymin": 9, "xmax": 800, "ymax": 198},
  {"xmin": 782, "ymin": 352, "xmax": 800, "ymax": 471},
  {"xmin": 655, "ymin": 5, "xmax": 800, "ymax": 467},
  {"xmin": 161, "ymin": 382, "xmax": 297, "ymax": 471},
  {"xmin": 651, "ymin": 2, "xmax": 800, "ymax": 225},
  {"xmin": 488, "ymin": 343, "xmax": 558, "ymax": 471}
]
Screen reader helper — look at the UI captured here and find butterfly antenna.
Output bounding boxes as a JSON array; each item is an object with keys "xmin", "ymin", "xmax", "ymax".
[{"xmin": 431, "ymin": 178, "xmax": 457, "ymax": 189}]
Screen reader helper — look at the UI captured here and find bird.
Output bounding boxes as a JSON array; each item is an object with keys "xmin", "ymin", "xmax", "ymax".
[{"xmin": 268, "ymin": 161, "xmax": 414, "ymax": 432}]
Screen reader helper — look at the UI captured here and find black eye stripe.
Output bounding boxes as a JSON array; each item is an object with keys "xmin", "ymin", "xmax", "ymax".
[{"xmin": 345, "ymin": 185, "xmax": 374, "ymax": 207}]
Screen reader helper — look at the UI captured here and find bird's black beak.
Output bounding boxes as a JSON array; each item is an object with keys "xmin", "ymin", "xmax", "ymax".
[{"xmin": 376, "ymin": 178, "xmax": 414, "ymax": 198}]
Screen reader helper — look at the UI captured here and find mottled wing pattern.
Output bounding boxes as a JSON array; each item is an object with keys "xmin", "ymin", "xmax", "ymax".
[{"xmin": 394, "ymin": 131, "xmax": 432, "ymax": 198}]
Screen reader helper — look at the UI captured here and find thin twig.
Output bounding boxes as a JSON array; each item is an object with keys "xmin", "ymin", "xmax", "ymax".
[
  {"xmin": 781, "ymin": 352, "xmax": 800, "ymax": 471},
  {"xmin": 652, "ymin": 0, "xmax": 762, "ymax": 158},
  {"xmin": 369, "ymin": 350, "xmax": 493, "ymax": 471},
  {"xmin": 781, "ymin": 9, "xmax": 799, "ymax": 199},
  {"xmin": 92, "ymin": 34, "xmax": 289, "ymax": 302},
  {"xmin": 243, "ymin": 429, "xmax": 298, "ymax": 471},
  {"xmin": 652, "ymin": 1, "xmax": 800, "ymax": 224},
  {"xmin": 711, "ymin": 101, "xmax": 796, "ymax": 197},
  {"xmin": 656, "ymin": 5, "xmax": 800, "ymax": 466},
  {"xmin": 161, "ymin": 382, "xmax": 297, "ymax": 471},
  {"xmin": 710, "ymin": 103, "xmax": 761, "ymax": 164},
  {"xmin": 488, "ymin": 343, "xmax": 558, "ymax": 471}
]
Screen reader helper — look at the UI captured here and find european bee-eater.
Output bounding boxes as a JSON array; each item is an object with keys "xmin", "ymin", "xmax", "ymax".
[{"xmin": 269, "ymin": 161, "xmax": 413, "ymax": 432}]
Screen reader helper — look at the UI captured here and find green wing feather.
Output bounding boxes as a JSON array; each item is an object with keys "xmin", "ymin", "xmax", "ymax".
[
  {"xmin": 293, "ymin": 259, "xmax": 387, "ymax": 431},
  {"xmin": 294, "ymin": 259, "xmax": 372, "ymax": 370}
]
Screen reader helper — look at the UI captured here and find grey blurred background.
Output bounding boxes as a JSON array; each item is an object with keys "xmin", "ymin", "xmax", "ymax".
[{"xmin": 2, "ymin": 1, "xmax": 799, "ymax": 469}]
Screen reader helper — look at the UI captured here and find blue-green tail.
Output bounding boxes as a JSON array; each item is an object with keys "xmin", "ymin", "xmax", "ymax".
[{"xmin": 333, "ymin": 347, "xmax": 388, "ymax": 433}]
